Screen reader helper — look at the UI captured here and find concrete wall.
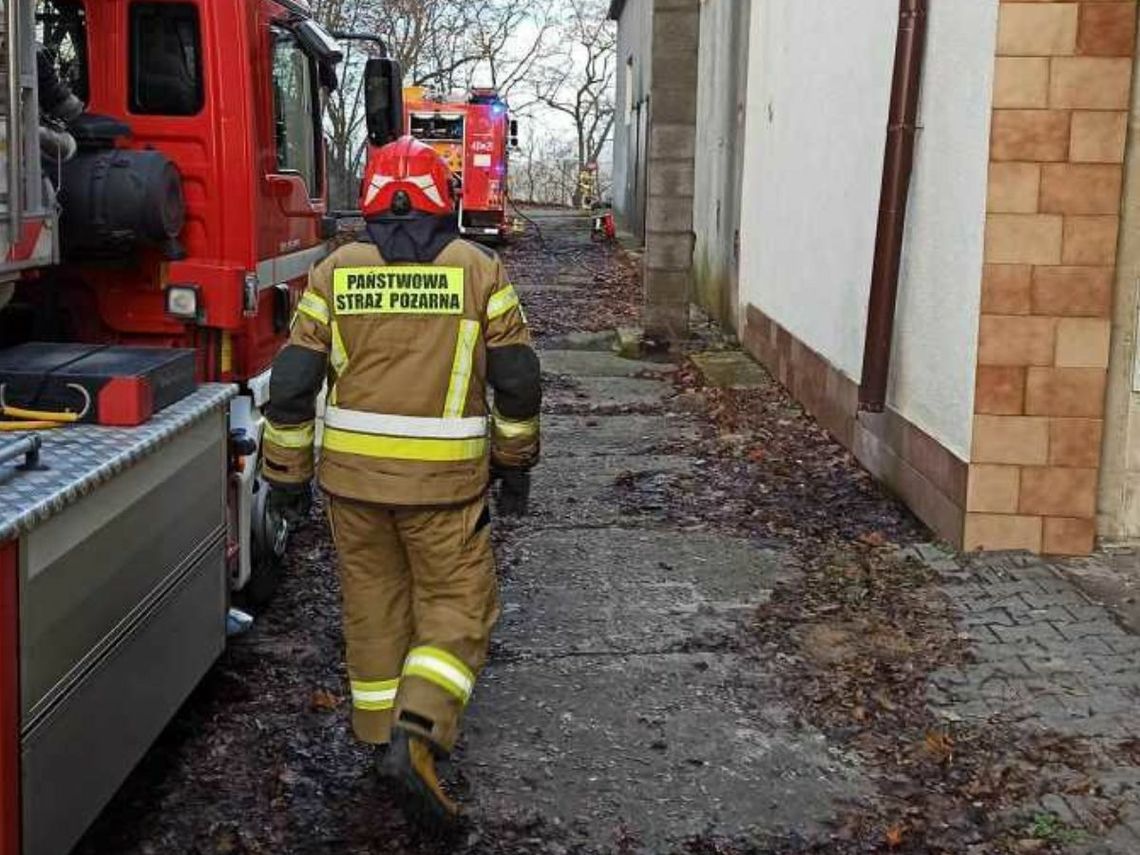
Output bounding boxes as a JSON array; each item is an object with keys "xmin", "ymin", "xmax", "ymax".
[
  {"xmin": 612, "ymin": 0, "xmax": 653, "ymax": 240},
  {"xmin": 737, "ymin": 0, "xmax": 995, "ymax": 459},
  {"xmin": 691, "ymin": 0, "xmax": 750, "ymax": 332},
  {"xmin": 642, "ymin": 0, "xmax": 700, "ymax": 338}
]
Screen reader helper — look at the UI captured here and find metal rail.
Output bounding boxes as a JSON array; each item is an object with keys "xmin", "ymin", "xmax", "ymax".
[
  {"xmin": 5, "ymin": 0, "xmax": 22, "ymax": 240},
  {"xmin": 0, "ymin": 434, "xmax": 42, "ymax": 470}
]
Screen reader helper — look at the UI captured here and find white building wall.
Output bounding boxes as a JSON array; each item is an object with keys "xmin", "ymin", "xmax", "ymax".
[
  {"xmin": 738, "ymin": 0, "xmax": 997, "ymax": 459},
  {"xmin": 890, "ymin": 0, "xmax": 999, "ymax": 459}
]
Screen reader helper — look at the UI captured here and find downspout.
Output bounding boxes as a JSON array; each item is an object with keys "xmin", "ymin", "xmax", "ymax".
[{"xmin": 858, "ymin": 0, "xmax": 928, "ymax": 412}]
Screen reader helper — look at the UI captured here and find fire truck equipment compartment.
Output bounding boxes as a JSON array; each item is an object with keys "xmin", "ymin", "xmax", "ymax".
[
  {"xmin": 0, "ymin": 384, "xmax": 235, "ymax": 855},
  {"xmin": 0, "ymin": 343, "xmax": 197, "ymax": 426}
]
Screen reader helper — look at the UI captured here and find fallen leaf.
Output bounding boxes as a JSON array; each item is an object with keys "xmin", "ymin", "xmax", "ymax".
[
  {"xmin": 924, "ymin": 729, "xmax": 955, "ymax": 764},
  {"xmin": 858, "ymin": 531, "xmax": 888, "ymax": 547},
  {"xmin": 310, "ymin": 689, "xmax": 342, "ymax": 711},
  {"xmin": 886, "ymin": 823, "xmax": 905, "ymax": 848}
]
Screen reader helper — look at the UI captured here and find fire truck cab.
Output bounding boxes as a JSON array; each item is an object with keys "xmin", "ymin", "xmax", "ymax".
[
  {"xmin": 404, "ymin": 85, "xmax": 517, "ymax": 240},
  {"xmin": 0, "ymin": 0, "xmax": 403, "ymax": 851}
]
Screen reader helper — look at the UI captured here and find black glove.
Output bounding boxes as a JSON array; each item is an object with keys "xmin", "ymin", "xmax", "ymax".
[
  {"xmin": 265, "ymin": 480, "xmax": 311, "ymax": 526},
  {"xmin": 494, "ymin": 468, "xmax": 531, "ymax": 517}
]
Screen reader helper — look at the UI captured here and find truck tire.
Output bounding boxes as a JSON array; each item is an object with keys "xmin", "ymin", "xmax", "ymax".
[{"xmin": 238, "ymin": 475, "xmax": 290, "ymax": 609}]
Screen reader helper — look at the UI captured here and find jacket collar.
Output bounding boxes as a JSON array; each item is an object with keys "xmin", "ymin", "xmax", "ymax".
[{"xmin": 363, "ymin": 213, "xmax": 460, "ymax": 263}]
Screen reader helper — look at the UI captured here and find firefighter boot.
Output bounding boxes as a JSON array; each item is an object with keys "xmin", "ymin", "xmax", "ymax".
[{"xmin": 379, "ymin": 729, "xmax": 460, "ymax": 831}]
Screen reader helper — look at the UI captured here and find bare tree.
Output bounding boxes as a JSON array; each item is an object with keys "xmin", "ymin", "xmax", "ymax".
[
  {"xmin": 313, "ymin": 0, "xmax": 558, "ymax": 209},
  {"xmin": 511, "ymin": 129, "xmax": 576, "ymax": 206},
  {"xmin": 531, "ymin": 0, "xmax": 615, "ymax": 206}
]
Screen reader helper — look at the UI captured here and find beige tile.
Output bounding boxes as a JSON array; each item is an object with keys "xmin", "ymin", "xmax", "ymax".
[
  {"xmin": 1039, "ymin": 163, "xmax": 1123, "ymax": 214},
  {"xmin": 1055, "ymin": 318, "xmax": 1111, "ymax": 367},
  {"xmin": 978, "ymin": 315, "xmax": 1057, "ymax": 366},
  {"xmin": 972, "ymin": 415, "xmax": 1050, "ymax": 465},
  {"xmin": 968, "ymin": 465, "xmax": 1022, "ymax": 514},
  {"xmin": 976, "ymin": 366, "xmax": 1027, "ymax": 415},
  {"xmin": 1043, "ymin": 517, "xmax": 1096, "ymax": 555},
  {"xmin": 964, "ymin": 513, "xmax": 1043, "ymax": 553},
  {"xmin": 989, "ymin": 163, "xmax": 1042, "ymax": 213},
  {"xmin": 992, "ymin": 110, "xmax": 1072, "ymax": 162},
  {"xmin": 1049, "ymin": 418, "xmax": 1104, "ymax": 467},
  {"xmin": 1026, "ymin": 366, "xmax": 1108, "ymax": 417},
  {"xmin": 1062, "ymin": 215, "xmax": 1120, "ymax": 264},
  {"xmin": 985, "ymin": 214, "xmax": 1064, "ymax": 265},
  {"xmin": 1031, "ymin": 265, "xmax": 1114, "ymax": 317},
  {"xmin": 1050, "ymin": 58, "xmax": 1134, "ymax": 109},
  {"xmin": 1070, "ymin": 111, "xmax": 1128, "ymax": 163},
  {"xmin": 983, "ymin": 264, "xmax": 1033, "ymax": 314},
  {"xmin": 1020, "ymin": 466, "xmax": 1098, "ymax": 516},
  {"xmin": 994, "ymin": 57, "xmax": 1051, "ymax": 108},
  {"xmin": 1077, "ymin": 3, "xmax": 1138, "ymax": 57},
  {"xmin": 998, "ymin": 3, "xmax": 1079, "ymax": 56}
]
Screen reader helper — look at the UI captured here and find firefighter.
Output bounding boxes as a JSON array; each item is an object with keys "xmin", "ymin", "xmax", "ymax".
[{"xmin": 261, "ymin": 135, "xmax": 540, "ymax": 828}]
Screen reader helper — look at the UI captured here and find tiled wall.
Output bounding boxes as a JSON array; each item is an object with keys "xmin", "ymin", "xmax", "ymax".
[
  {"xmin": 743, "ymin": 304, "xmax": 970, "ymax": 546},
  {"xmin": 968, "ymin": 0, "xmax": 1138, "ymax": 554}
]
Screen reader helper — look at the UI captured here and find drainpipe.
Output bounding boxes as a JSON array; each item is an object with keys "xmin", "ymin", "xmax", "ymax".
[{"xmin": 858, "ymin": 0, "xmax": 928, "ymax": 413}]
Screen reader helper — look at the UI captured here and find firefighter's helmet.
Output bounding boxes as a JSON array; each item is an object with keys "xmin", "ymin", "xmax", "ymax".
[{"xmin": 361, "ymin": 135, "xmax": 456, "ymax": 218}]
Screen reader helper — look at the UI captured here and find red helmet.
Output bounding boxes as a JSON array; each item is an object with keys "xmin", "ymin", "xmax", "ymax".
[{"xmin": 360, "ymin": 135, "xmax": 456, "ymax": 218}]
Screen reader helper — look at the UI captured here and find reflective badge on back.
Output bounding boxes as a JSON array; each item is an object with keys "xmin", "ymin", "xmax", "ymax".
[{"xmin": 332, "ymin": 267, "xmax": 465, "ymax": 315}]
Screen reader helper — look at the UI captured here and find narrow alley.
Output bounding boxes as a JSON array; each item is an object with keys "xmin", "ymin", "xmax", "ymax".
[{"xmin": 69, "ymin": 214, "xmax": 1140, "ymax": 855}]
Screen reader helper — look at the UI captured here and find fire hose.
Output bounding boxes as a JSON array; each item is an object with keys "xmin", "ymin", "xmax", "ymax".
[{"xmin": 0, "ymin": 383, "xmax": 91, "ymax": 431}]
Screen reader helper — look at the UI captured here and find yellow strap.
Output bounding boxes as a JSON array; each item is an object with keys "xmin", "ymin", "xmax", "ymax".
[
  {"xmin": 442, "ymin": 319, "xmax": 481, "ymax": 418},
  {"xmin": 264, "ymin": 421, "xmax": 315, "ymax": 449},
  {"xmin": 493, "ymin": 410, "xmax": 539, "ymax": 440},
  {"xmin": 296, "ymin": 291, "xmax": 330, "ymax": 325},
  {"xmin": 2, "ymin": 405, "xmax": 80, "ymax": 423},
  {"xmin": 402, "ymin": 646, "xmax": 475, "ymax": 704},
  {"xmin": 486, "ymin": 285, "xmax": 520, "ymax": 320},
  {"xmin": 323, "ymin": 427, "xmax": 487, "ymax": 462},
  {"xmin": 0, "ymin": 420, "xmax": 64, "ymax": 432}
]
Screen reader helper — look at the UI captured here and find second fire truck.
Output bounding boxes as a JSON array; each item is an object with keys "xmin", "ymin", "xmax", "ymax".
[{"xmin": 403, "ymin": 85, "xmax": 518, "ymax": 241}]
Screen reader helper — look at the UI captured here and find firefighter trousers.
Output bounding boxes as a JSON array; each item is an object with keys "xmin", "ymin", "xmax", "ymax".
[{"xmin": 327, "ymin": 494, "xmax": 499, "ymax": 754}]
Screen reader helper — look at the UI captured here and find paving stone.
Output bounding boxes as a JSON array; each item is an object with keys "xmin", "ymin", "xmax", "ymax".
[
  {"xmin": 961, "ymin": 608, "xmax": 1018, "ymax": 627},
  {"xmin": 1053, "ymin": 621, "xmax": 1124, "ymax": 641},
  {"xmin": 991, "ymin": 622, "xmax": 1066, "ymax": 645}
]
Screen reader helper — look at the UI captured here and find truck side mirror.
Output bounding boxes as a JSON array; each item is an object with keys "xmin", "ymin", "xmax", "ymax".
[
  {"xmin": 509, "ymin": 119, "xmax": 519, "ymax": 149},
  {"xmin": 365, "ymin": 58, "xmax": 405, "ymax": 146}
]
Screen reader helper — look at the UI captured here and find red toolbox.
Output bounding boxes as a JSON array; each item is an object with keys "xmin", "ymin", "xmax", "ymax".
[{"xmin": 0, "ymin": 343, "xmax": 197, "ymax": 426}]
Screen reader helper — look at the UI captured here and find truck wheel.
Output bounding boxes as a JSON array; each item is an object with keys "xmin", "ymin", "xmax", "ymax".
[{"xmin": 240, "ymin": 476, "xmax": 289, "ymax": 608}]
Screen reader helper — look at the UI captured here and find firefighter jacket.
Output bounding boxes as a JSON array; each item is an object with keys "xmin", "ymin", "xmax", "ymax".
[{"xmin": 262, "ymin": 236, "xmax": 541, "ymax": 507}]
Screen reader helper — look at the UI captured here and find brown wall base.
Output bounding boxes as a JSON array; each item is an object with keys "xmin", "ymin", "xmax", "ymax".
[{"xmin": 742, "ymin": 304, "xmax": 968, "ymax": 546}]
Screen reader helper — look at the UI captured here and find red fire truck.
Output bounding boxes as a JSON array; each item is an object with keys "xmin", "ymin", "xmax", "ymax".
[
  {"xmin": 0, "ymin": 0, "xmax": 402, "ymax": 851},
  {"xmin": 404, "ymin": 85, "xmax": 518, "ymax": 240}
]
